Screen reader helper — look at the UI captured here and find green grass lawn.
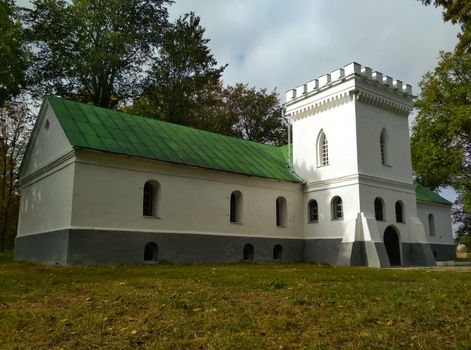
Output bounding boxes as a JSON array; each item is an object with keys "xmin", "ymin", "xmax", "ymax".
[{"xmin": 1, "ymin": 254, "xmax": 470, "ymax": 349}]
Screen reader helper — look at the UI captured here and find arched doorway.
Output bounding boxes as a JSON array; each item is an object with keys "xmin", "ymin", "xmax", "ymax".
[
  {"xmin": 243, "ymin": 244, "xmax": 254, "ymax": 261},
  {"xmin": 384, "ymin": 226, "xmax": 401, "ymax": 266},
  {"xmin": 273, "ymin": 244, "xmax": 283, "ymax": 261},
  {"xmin": 144, "ymin": 242, "xmax": 159, "ymax": 262}
]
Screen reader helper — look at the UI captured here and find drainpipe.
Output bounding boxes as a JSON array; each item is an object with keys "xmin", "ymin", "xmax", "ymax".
[
  {"xmin": 284, "ymin": 108, "xmax": 293, "ymax": 169},
  {"xmin": 284, "ymin": 107, "xmax": 291, "ymax": 167}
]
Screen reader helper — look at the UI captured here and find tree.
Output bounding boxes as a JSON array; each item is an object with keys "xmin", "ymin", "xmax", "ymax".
[
  {"xmin": 453, "ymin": 193, "xmax": 471, "ymax": 241},
  {"xmin": 412, "ymin": 0, "xmax": 471, "ymax": 237},
  {"xmin": 25, "ymin": 0, "xmax": 171, "ymax": 108},
  {"xmin": 0, "ymin": 0, "xmax": 29, "ymax": 105},
  {"xmin": 128, "ymin": 12, "xmax": 226, "ymax": 130},
  {"xmin": 221, "ymin": 84, "xmax": 287, "ymax": 145},
  {"xmin": 0, "ymin": 102, "xmax": 32, "ymax": 251}
]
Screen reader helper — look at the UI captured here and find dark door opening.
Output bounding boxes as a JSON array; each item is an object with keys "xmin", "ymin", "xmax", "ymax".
[
  {"xmin": 273, "ymin": 244, "xmax": 283, "ymax": 261},
  {"xmin": 243, "ymin": 243, "xmax": 254, "ymax": 261},
  {"xmin": 384, "ymin": 226, "xmax": 401, "ymax": 266},
  {"xmin": 144, "ymin": 242, "xmax": 159, "ymax": 262}
]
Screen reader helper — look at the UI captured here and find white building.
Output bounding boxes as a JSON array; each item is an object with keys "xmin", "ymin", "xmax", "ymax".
[{"xmin": 14, "ymin": 63, "xmax": 455, "ymax": 266}]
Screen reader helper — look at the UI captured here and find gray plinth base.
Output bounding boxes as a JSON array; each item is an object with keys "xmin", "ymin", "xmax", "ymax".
[
  {"xmin": 15, "ymin": 229, "xmax": 305, "ymax": 265},
  {"xmin": 401, "ymin": 243, "xmax": 436, "ymax": 266},
  {"xmin": 304, "ymin": 239, "xmax": 342, "ymax": 265},
  {"xmin": 14, "ymin": 230, "xmax": 68, "ymax": 265},
  {"xmin": 14, "ymin": 229, "xmax": 448, "ymax": 267},
  {"xmin": 335, "ymin": 241, "xmax": 390, "ymax": 267},
  {"xmin": 428, "ymin": 243, "xmax": 456, "ymax": 261}
]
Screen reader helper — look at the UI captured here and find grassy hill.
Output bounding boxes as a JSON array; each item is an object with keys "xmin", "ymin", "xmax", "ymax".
[{"xmin": 1, "ymin": 253, "xmax": 470, "ymax": 349}]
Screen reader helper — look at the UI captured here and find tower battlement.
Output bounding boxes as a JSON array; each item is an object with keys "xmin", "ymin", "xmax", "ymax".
[{"xmin": 285, "ymin": 62, "xmax": 413, "ymax": 104}]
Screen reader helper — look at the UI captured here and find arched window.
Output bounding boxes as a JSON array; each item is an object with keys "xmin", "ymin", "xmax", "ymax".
[
  {"xmin": 143, "ymin": 180, "xmax": 160, "ymax": 217},
  {"xmin": 230, "ymin": 191, "xmax": 243, "ymax": 223},
  {"xmin": 273, "ymin": 244, "xmax": 283, "ymax": 261},
  {"xmin": 318, "ymin": 131, "xmax": 329, "ymax": 166},
  {"xmin": 243, "ymin": 243, "xmax": 254, "ymax": 261},
  {"xmin": 331, "ymin": 196, "xmax": 343, "ymax": 220},
  {"xmin": 380, "ymin": 129, "xmax": 389, "ymax": 165},
  {"xmin": 428, "ymin": 214, "xmax": 435, "ymax": 236},
  {"xmin": 308, "ymin": 200, "xmax": 318, "ymax": 223},
  {"xmin": 395, "ymin": 201, "xmax": 404, "ymax": 223},
  {"xmin": 374, "ymin": 197, "xmax": 384, "ymax": 221},
  {"xmin": 276, "ymin": 196, "xmax": 288, "ymax": 227},
  {"xmin": 144, "ymin": 242, "xmax": 159, "ymax": 262}
]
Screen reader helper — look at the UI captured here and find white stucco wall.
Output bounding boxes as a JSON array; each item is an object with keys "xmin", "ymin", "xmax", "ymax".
[
  {"xmin": 18, "ymin": 102, "xmax": 76, "ymax": 236},
  {"xmin": 355, "ymin": 102, "xmax": 413, "ymax": 184},
  {"xmin": 71, "ymin": 151, "xmax": 305, "ymax": 239},
  {"xmin": 22, "ymin": 101, "xmax": 73, "ymax": 178},
  {"xmin": 358, "ymin": 181, "xmax": 417, "ymax": 243},
  {"xmin": 291, "ymin": 100, "xmax": 358, "ymax": 182},
  {"xmin": 17, "ymin": 160, "xmax": 75, "ymax": 236},
  {"xmin": 304, "ymin": 180, "xmax": 361, "ymax": 240},
  {"xmin": 417, "ymin": 202, "xmax": 454, "ymax": 245}
]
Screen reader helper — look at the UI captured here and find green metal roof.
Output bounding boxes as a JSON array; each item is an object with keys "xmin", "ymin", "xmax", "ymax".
[
  {"xmin": 415, "ymin": 182, "xmax": 452, "ymax": 205},
  {"xmin": 47, "ymin": 96, "xmax": 300, "ymax": 182}
]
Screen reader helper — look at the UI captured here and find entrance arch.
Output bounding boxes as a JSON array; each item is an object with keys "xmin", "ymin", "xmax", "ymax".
[{"xmin": 384, "ymin": 226, "xmax": 401, "ymax": 266}]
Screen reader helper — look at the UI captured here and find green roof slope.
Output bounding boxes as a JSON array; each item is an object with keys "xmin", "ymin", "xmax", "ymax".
[
  {"xmin": 47, "ymin": 96, "xmax": 300, "ymax": 182},
  {"xmin": 415, "ymin": 182, "xmax": 452, "ymax": 205}
]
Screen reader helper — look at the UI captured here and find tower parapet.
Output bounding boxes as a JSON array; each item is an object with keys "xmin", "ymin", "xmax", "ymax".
[{"xmin": 285, "ymin": 62, "xmax": 413, "ymax": 104}]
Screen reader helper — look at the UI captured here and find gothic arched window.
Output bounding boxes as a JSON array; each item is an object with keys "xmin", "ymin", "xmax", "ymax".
[
  {"xmin": 276, "ymin": 196, "xmax": 288, "ymax": 227},
  {"xmin": 318, "ymin": 131, "xmax": 329, "ymax": 166},
  {"xmin": 428, "ymin": 214, "xmax": 435, "ymax": 236},
  {"xmin": 374, "ymin": 197, "xmax": 384, "ymax": 221},
  {"xmin": 380, "ymin": 129, "xmax": 389, "ymax": 165},
  {"xmin": 331, "ymin": 196, "xmax": 343, "ymax": 220},
  {"xmin": 230, "ymin": 190, "xmax": 243, "ymax": 223},
  {"xmin": 308, "ymin": 200, "xmax": 318, "ymax": 223},
  {"xmin": 143, "ymin": 180, "xmax": 160, "ymax": 217},
  {"xmin": 395, "ymin": 201, "xmax": 404, "ymax": 223}
]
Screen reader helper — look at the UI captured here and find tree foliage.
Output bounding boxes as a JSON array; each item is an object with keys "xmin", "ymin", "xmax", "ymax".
[
  {"xmin": 413, "ymin": 0, "xmax": 471, "ymax": 237},
  {"xmin": 128, "ymin": 12, "xmax": 226, "ymax": 130},
  {"xmin": 0, "ymin": 0, "xmax": 29, "ymax": 105},
  {"xmin": 411, "ymin": 51, "xmax": 471, "ymax": 190},
  {"xmin": 453, "ymin": 193, "xmax": 471, "ymax": 241},
  {"xmin": 25, "ymin": 0, "xmax": 171, "ymax": 108},
  {"xmin": 0, "ymin": 102, "xmax": 32, "ymax": 251},
  {"xmin": 221, "ymin": 84, "xmax": 287, "ymax": 145}
]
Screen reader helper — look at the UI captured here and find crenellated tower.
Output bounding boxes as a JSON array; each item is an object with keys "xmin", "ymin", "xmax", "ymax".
[{"xmin": 285, "ymin": 63, "xmax": 435, "ymax": 267}]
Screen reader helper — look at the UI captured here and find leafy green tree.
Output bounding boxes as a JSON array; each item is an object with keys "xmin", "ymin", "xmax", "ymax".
[
  {"xmin": 453, "ymin": 193, "xmax": 471, "ymax": 241},
  {"xmin": 129, "ymin": 12, "xmax": 226, "ymax": 130},
  {"xmin": 221, "ymin": 84, "xmax": 287, "ymax": 145},
  {"xmin": 411, "ymin": 51, "xmax": 471, "ymax": 190},
  {"xmin": 0, "ymin": 0, "xmax": 29, "ymax": 105},
  {"xmin": 26, "ymin": 0, "xmax": 171, "ymax": 108},
  {"xmin": 413, "ymin": 0, "xmax": 471, "ymax": 237}
]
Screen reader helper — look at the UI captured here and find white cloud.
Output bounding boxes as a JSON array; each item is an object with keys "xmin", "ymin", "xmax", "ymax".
[{"xmin": 168, "ymin": 0, "xmax": 459, "ymax": 97}]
